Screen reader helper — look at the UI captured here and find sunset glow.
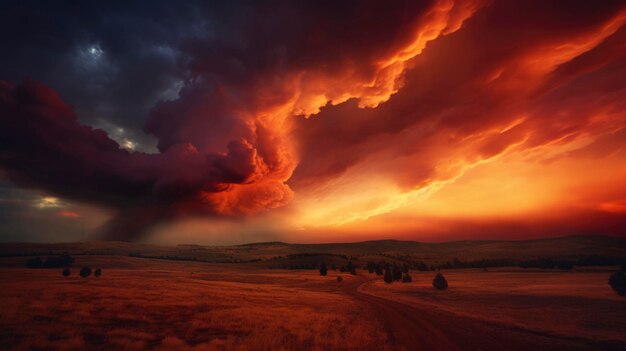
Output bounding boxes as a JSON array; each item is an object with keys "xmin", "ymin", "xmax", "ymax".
[{"xmin": 0, "ymin": 0, "xmax": 625, "ymax": 243}]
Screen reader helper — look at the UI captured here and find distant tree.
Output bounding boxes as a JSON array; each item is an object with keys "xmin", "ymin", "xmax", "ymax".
[
  {"xmin": 79, "ymin": 267, "xmax": 92, "ymax": 278},
  {"xmin": 331, "ymin": 264, "xmax": 337, "ymax": 271},
  {"xmin": 609, "ymin": 271, "xmax": 625, "ymax": 296},
  {"xmin": 319, "ymin": 263, "xmax": 328, "ymax": 276},
  {"xmin": 384, "ymin": 267, "xmax": 393, "ymax": 284},
  {"xmin": 392, "ymin": 264, "xmax": 402, "ymax": 281},
  {"xmin": 94, "ymin": 268, "xmax": 102, "ymax": 277},
  {"xmin": 375, "ymin": 264, "xmax": 383, "ymax": 276},
  {"xmin": 402, "ymin": 263, "xmax": 409, "ymax": 274},
  {"xmin": 345, "ymin": 260, "xmax": 356, "ymax": 275},
  {"xmin": 62, "ymin": 268, "xmax": 71, "ymax": 277},
  {"xmin": 367, "ymin": 261, "xmax": 376, "ymax": 274},
  {"xmin": 337, "ymin": 276, "xmax": 343, "ymax": 282},
  {"xmin": 27, "ymin": 257, "xmax": 43, "ymax": 268},
  {"xmin": 402, "ymin": 274, "xmax": 412, "ymax": 283},
  {"xmin": 433, "ymin": 273, "xmax": 448, "ymax": 290}
]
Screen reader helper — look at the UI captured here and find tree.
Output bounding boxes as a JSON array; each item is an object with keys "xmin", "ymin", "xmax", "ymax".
[
  {"xmin": 384, "ymin": 266, "xmax": 393, "ymax": 284},
  {"xmin": 392, "ymin": 264, "xmax": 402, "ymax": 281},
  {"xmin": 609, "ymin": 271, "xmax": 625, "ymax": 296},
  {"xmin": 367, "ymin": 261, "xmax": 375, "ymax": 274},
  {"xmin": 337, "ymin": 276, "xmax": 343, "ymax": 282},
  {"xmin": 319, "ymin": 263, "xmax": 328, "ymax": 276},
  {"xmin": 62, "ymin": 268, "xmax": 71, "ymax": 277},
  {"xmin": 27, "ymin": 257, "xmax": 43, "ymax": 268},
  {"xmin": 94, "ymin": 268, "xmax": 102, "ymax": 277},
  {"xmin": 375, "ymin": 264, "xmax": 383, "ymax": 276},
  {"xmin": 402, "ymin": 274, "xmax": 412, "ymax": 283},
  {"xmin": 79, "ymin": 267, "xmax": 92, "ymax": 278},
  {"xmin": 433, "ymin": 272, "xmax": 448, "ymax": 290},
  {"xmin": 346, "ymin": 260, "xmax": 356, "ymax": 275}
]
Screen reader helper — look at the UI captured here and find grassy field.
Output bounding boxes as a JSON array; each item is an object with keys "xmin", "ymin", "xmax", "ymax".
[
  {"xmin": 362, "ymin": 269, "xmax": 626, "ymax": 343},
  {"xmin": 0, "ymin": 257, "xmax": 387, "ymax": 351},
  {"xmin": 1, "ymin": 242, "xmax": 624, "ymax": 350}
]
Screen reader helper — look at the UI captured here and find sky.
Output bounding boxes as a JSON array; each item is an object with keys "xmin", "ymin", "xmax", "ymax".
[{"xmin": 1, "ymin": 0, "xmax": 625, "ymax": 244}]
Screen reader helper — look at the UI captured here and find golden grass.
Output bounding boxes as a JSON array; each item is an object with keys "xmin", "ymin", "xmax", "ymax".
[{"xmin": 0, "ymin": 257, "xmax": 388, "ymax": 351}]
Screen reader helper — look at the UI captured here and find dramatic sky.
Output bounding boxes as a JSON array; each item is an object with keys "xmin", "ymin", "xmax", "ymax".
[{"xmin": 1, "ymin": 0, "xmax": 626, "ymax": 244}]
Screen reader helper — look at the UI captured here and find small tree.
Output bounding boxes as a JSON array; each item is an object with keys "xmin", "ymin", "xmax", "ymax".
[
  {"xmin": 402, "ymin": 274, "xmax": 412, "ymax": 283},
  {"xmin": 94, "ymin": 268, "xmax": 102, "ymax": 277},
  {"xmin": 433, "ymin": 272, "xmax": 448, "ymax": 290},
  {"xmin": 375, "ymin": 265, "xmax": 383, "ymax": 276},
  {"xmin": 384, "ymin": 266, "xmax": 393, "ymax": 284},
  {"xmin": 337, "ymin": 276, "xmax": 343, "ymax": 282},
  {"xmin": 392, "ymin": 264, "xmax": 402, "ymax": 281},
  {"xmin": 62, "ymin": 268, "xmax": 71, "ymax": 277},
  {"xmin": 367, "ymin": 261, "xmax": 375, "ymax": 274},
  {"xmin": 79, "ymin": 267, "xmax": 92, "ymax": 278},
  {"xmin": 609, "ymin": 271, "xmax": 625, "ymax": 296},
  {"xmin": 319, "ymin": 263, "xmax": 328, "ymax": 276}
]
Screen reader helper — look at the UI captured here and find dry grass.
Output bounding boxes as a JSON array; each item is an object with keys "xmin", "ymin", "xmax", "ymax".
[
  {"xmin": 0, "ymin": 256, "xmax": 387, "ymax": 351},
  {"xmin": 362, "ymin": 269, "xmax": 626, "ymax": 343}
]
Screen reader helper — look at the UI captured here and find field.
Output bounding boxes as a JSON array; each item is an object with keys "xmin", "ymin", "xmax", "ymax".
[{"xmin": 1, "ymin": 254, "xmax": 624, "ymax": 351}]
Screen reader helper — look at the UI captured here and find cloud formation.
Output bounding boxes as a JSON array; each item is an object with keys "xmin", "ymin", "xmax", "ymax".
[{"xmin": 1, "ymin": 0, "xmax": 625, "ymax": 241}]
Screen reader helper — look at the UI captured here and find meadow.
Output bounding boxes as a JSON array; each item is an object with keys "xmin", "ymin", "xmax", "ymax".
[{"xmin": 1, "ymin": 254, "xmax": 624, "ymax": 351}]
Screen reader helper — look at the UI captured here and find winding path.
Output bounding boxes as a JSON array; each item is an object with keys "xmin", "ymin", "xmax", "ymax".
[{"xmin": 339, "ymin": 275, "xmax": 624, "ymax": 351}]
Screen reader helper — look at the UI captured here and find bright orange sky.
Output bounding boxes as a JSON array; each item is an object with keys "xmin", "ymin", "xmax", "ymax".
[{"xmin": 1, "ymin": 1, "xmax": 625, "ymax": 243}]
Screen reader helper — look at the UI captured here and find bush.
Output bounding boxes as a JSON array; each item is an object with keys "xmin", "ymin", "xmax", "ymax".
[
  {"xmin": 319, "ymin": 263, "xmax": 327, "ymax": 276},
  {"xmin": 402, "ymin": 274, "xmax": 412, "ymax": 283},
  {"xmin": 27, "ymin": 257, "xmax": 43, "ymax": 268},
  {"xmin": 609, "ymin": 271, "xmax": 625, "ymax": 296},
  {"xmin": 337, "ymin": 276, "xmax": 343, "ymax": 282},
  {"xmin": 433, "ymin": 272, "xmax": 448, "ymax": 290},
  {"xmin": 62, "ymin": 268, "xmax": 71, "ymax": 277},
  {"xmin": 94, "ymin": 268, "xmax": 102, "ymax": 277},
  {"xmin": 79, "ymin": 267, "xmax": 92, "ymax": 278}
]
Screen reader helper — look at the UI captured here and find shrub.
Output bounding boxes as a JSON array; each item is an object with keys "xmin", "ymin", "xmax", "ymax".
[
  {"xmin": 337, "ymin": 276, "xmax": 343, "ymax": 282},
  {"xmin": 384, "ymin": 267, "xmax": 393, "ymax": 284},
  {"xmin": 433, "ymin": 272, "xmax": 448, "ymax": 290},
  {"xmin": 402, "ymin": 274, "xmax": 412, "ymax": 283},
  {"xmin": 319, "ymin": 263, "xmax": 327, "ymax": 276},
  {"xmin": 79, "ymin": 267, "xmax": 92, "ymax": 278},
  {"xmin": 27, "ymin": 257, "xmax": 43, "ymax": 268},
  {"xmin": 62, "ymin": 268, "xmax": 71, "ymax": 277},
  {"xmin": 609, "ymin": 271, "xmax": 625, "ymax": 296},
  {"xmin": 94, "ymin": 268, "xmax": 102, "ymax": 277}
]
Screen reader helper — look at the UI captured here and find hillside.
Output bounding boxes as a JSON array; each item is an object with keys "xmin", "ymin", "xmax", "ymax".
[{"xmin": 1, "ymin": 235, "xmax": 624, "ymax": 269}]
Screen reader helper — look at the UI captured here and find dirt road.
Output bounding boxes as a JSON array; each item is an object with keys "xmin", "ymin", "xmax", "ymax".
[{"xmin": 340, "ymin": 275, "xmax": 625, "ymax": 351}]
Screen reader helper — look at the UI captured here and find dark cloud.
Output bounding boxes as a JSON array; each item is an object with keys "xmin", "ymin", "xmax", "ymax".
[
  {"xmin": 1, "ymin": 0, "xmax": 625, "ymax": 242},
  {"xmin": 0, "ymin": 80, "xmax": 289, "ymax": 239}
]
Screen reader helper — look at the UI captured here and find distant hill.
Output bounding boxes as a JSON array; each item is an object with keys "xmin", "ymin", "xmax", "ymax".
[{"xmin": 1, "ymin": 235, "xmax": 624, "ymax": 268}]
